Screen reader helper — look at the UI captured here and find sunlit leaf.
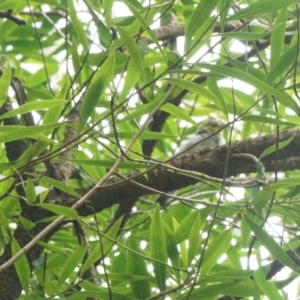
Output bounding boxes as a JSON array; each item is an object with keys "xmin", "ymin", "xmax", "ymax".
[
  {"xmin": 201, "ymin": 229, "xmax": 232, "ymax": 274},
  {"xmin": 244, "ymin": 216, "xmax": 300, "ymax": 272},
  {"xmin": 117, "ymin": 27, "xmax": 145, "ymax": 81},
  {"xmin": 225, "ymin": 0, "xmax": 297, "ymax": 21},
  {"xmin": 67, "ymin": 0, "xmax": 89, "ymax": 52},
  {"xmin": 253, "ymin": 266, "xmax": 282, "ymax": 300},
  {"xmin": 185, "ymin": 0, "xmax": 218, "ymax": 46}
]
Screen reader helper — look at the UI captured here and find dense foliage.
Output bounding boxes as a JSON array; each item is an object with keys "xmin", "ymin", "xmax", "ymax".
[{"xmin": 1, "ymin": 0, "xmax": 300, "ymax": 299}]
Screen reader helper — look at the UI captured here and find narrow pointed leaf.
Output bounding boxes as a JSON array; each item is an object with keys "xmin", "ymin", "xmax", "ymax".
[
  {"xmin": 165, "ymin": 78, "xmax": 220, "ymax": 104},
  {"xmin": 244, "ymin": 216, "xmax": 300, "ymax": 272},
  {"xmin": 127, "ymin": 236, "xmax": 151, "ymax": 299},
  {"xmin": 11, "ymin": 237, "xmax": 30, "ymax": 295},
  {"xmin": 117, "ymin": 27, "xmax": 145, "ymax": 81},
  {"xmin": 270, "ymin": 8, "xmax": 287, "ymax": 66},
  {"xmin": 33, "ymin": 203, "xmax": 78, "ymax": 220},
  {"xmin": 56, "ymin": 244, "xmax": 87, "ymax": 289},
  {"xmin": 0, "ymin": 123, "xmax": 60, "ymax": 143},
  {"xmin": 25, "ymin": 178, "xmax": 36, "ymax": 203},
  {"xmin": 81, "ymin": 216, "xmax": 124, "ymax": 274},
  {"xmin": 225, "ymin": 0, "xmax": 297, "ymax": 21},
  {"xmin": 265, "ymin": 45, "xmax": 297, "ymax": 84},
  {"xmin": 160, "ymin": 103, "xmax": 197, "ymax": 126},
  {"xmin": 197, "ymin": 63, "xmax": 300, "ymax": 115},
  {"xmin": 0, "ymin": 62, "xmax": 11, "ymax": 108},
  {"xmin": 253, "ymin": 266, "xmax": 282, "ymax": 300},
  {"xmin": 188, "ymin": 213, "xmax": 201, "ymax": 265},
  {"xmin": 79, "ymin": 52, "xmax": 115, "ymax": 131},
  {"xmin": 175, "ymin": 211, "xmax": 200, "ymax": 243},
  {"xmin": 185, "ymin": 0, "xmax": 218, "ymax": 45},
  {"xmin": 0, "ymin": 100, "xmax": 68, "ymax": 120},
  {"xmin": 67, "ymin": 0, "xmax": 89, "ymax": 52},
  {"xmin": 201, "ymin": 229, "xmax": 232, "ymax": 274},
  {"xmin": 150, "ymin": 205, "xmax": 167, "ymax": 291}
]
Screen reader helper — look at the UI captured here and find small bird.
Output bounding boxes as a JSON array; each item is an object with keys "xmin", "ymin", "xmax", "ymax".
[{"xmin": 157, "ymin": 118, "xmax": 225, "ymax": 207}]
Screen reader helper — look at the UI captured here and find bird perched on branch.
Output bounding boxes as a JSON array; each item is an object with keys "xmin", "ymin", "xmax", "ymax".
[{"xmin": 157, "ymin": 118, "xmax": 225, "ymax": 207}]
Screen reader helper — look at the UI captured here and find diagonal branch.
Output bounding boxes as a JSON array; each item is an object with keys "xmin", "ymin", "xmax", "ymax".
[{"xmin": 0, "ymin": 9, "xmax": 26, "ymax": 25}]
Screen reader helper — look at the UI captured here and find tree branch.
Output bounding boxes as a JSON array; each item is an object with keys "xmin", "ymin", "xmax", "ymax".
[
  {"xmin": 0, "ymin": 9, "xmax": 26, "ymax": 25},
  {"xmin": 77, "ymin": 129, "xmax": 300, "ymax": 215}
]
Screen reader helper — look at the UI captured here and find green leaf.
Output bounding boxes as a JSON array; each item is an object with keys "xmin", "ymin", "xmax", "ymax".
[
  {"xmin": 121, "ymin": 94, "xmax": 164, "ymax": 122},
  {"xmin": 185, "ymin": 0, "xmax": 218, "ymax": 46},
  {"xmin": 224, "ymin": 0, "xmax": 297, "ymax": 21},
  {"xmin": 30, "ymin": 175, "xmax": 81, "ymax": 198},
  {"xmin": 164, "ymin": 222, "xmax": 180, "ymax": 270},
  {"xmin": 117, "ymin": 27, "xmax": 145, "ymax": 81},
  {"xmin": 71, "ymin": 37, "xmax": 82, "ymax": 85},
  {"xmin": 265, "ymin": 45, "xmax": 297, "ymax": 84},
  {"xmin": 119, "ymin": 59, "xmax": 140, "ymax": 103},
  {"xmin": 102, "ymin": 0, "xmax": 113, "ymax": 29},
  {"xmin": 178, "ymin": 283, "xmax": 235, "ymax": 300},
  {"xmin": 67, "ymin": 0, "xmax": 89, "ymax": 52},
  {"xmin": 0, "ymin": 207, "xmax": 10, "ymax": 231},
  {"xmin": 270, "ymin": 8, "xmax": 287, "ymax": 67},
  {"xmin": 188, "ymin": 213, "xmax": 201, "ymax": 265},
  {"xmin": 241, "ymin": 115, "xmax": 295, "ymax": 127},
  {"xmin": 79, "ymin": 52, "xmax": 115, "ymax": 131},
  {"xmin": 19, "ymin": 216, "xmax": 35, "ymax": 231},
  {"xmin": 220, "ymin": 278, "xmax": 257, "ymax": 298},
  {"xmin": 33, "ymin": 203, "xmax": 78, "ymax": 220},
  {"xmin": 0, "ymin": 62, "xmax": 11, "ymax": 108},
  {"xmin": 165, "ymin": 77, "xmax": 223, "ymax": 110},
  {"xmin": 0, "ymin": 100, "xmax": 68, "ymax": 120},
  {"xmin": 259, "ymin": 136, "xmax": 294, "ymax": 160},
  {"xmin": 25, "ymin": 64, "xmax": 58, "ymax": 88},
  {"xmin": 160, "ymin": 103, "xmax": 197, "ymax": 126},
  {"xmin": 253, "ymin": 266, "xmax": 282, "ymax": 300},
  {"xmin": 252, "ymin": 185, "xmax": 273, "ymax": 214},
  {"xmin": 244, "ymin": 215, "xmax": 300, "ymax": 272},
  {"xmin": 74, "ymin": 281, "xmax": 141, "ymax": 299},
  {"xmin": 150, "ymin": 205, "xmax": 167, "ymax": 291},
  {"xmin": 201, "ymin": 229, "xmax": 232, "ymax": 274},
  {"xmin": 68, "ymin": 159, "xmax": 151, "ymax": 170},
  {"xmin": 166, "ymin": 51, "xmax": 183, "ymax": 69},
  {"xmin": 43, "ymin": 86, "xmax": 68, "ymax": 126},
  {"xmin": 24, "ymin": 85, "xmax": 53, "ymax": 99},
  {"xmin": 127, "ymin": 236, "xmax": 151, "ymax": 299},
  {"xmin": 207, "ymin": 76, "xmax": 228, "ymax": 116},
  {"xmin": 106, "ymin": 130, "xmax": 174, "ymax": 140},
  {"xmin": 123, "ymin": 0, "xmax": 165, "ymax": 58},
  {"xmin": 72, "ymin": 150, "xmax": 101, "ymax": 180},
  {"xmin": 197, "ymin": 63, "xmax": 300, "ymax": 116},
  {"xmin": 11, "ymin": 237, "xmax": 30, "ymax": 295},
  {"xmin": 0, "ymin": 124, "xmax": 60, "ymax": 144},
  {"xmin": 217, "ymin": 31, "xmax": 269, "ymax": 41},
  {"xmin": 99, "ymin": 272, "xmax": 151, "ymax": 281},
  {"xmin": 56, "ymin": 244, "xmax": 87, "ymax": 289},
  {"xmin": 81, "ymin": 216, "xmax": 124, "ymax": 275},
  {"xmin": 25, "ymin": 178, "xmax": 36, "ymax": 203},
  {"xmin": 175, "ymin": 211, "xmax": 199, "ymax": 243}
]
